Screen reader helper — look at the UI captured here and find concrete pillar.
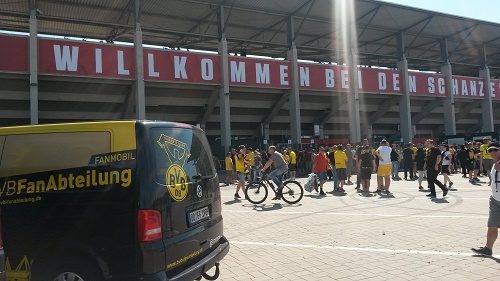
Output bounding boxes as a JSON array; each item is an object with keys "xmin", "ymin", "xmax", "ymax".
[
  {"xmin": 263, "ymin": 123, "xmax": 270, "ymax": 142},
  {"xmin": 218, "ymin": 5, "xmax": 231, "ymax": 153},
  {"xmin": 29, "ymin": 0, "xmax": 38, "ymax": 124},
  {"xmin": 396, "ymin": 33, "xmax": 412, "ymax": 143},
  {"xmin": 347, "ymin": 49, "xmax": 361, "ymax": 143},
  {"xmin": 479, "ymin": 45, "xmax": 494, "ymax": 132},
  {"xmin": 134, "ymin": 0, "xmax": 146, "ymax": 120},
  {"xmin": 440, "ymin": 39, "xmax": 456, "ymax": 135},
  {"xmin": 398, "ymin": 59, "xmax": 412, "ymax": 143},
  {"xmin": 287, "ymin": 16, "xmax": 302, "ymax": 146},
  {"xmin": 318, "ymin": 124, "xmax": 325, "ymax": 139}
]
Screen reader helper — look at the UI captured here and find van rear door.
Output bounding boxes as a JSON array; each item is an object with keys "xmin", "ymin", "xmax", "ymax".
[{"xmin": 142, "ymin": 124, "xmax": 224, "ymax": 276}]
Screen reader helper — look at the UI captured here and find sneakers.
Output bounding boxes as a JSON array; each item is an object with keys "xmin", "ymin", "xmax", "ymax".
[
  {"xmin": 319, "ymin": 190, "xmax": 326, "ymax": 196},
  {"xmin": 426, "ymin": 194, "xmax": 436, "ymax": 197},
  {"xmin": 419, "ymin": 186, "xmax": 424, "ymax": 190},
  {"xmin": 449, "ymin": 182, "xmax": 453, "ymax": 188},
  {"xmin": 234, "ymin": 193, "xmax": 241, "ymax": 199},
  {"xmin": 471, "ymin": 246, "xmax": 492, "ymax": 256}
]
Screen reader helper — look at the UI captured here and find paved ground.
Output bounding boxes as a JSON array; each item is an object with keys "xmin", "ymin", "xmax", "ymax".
[{"xmin": 215, "ymin": 172, "xmax": 500, "ymax": 280}]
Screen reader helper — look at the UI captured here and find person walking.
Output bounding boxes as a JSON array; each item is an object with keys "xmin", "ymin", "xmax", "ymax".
[
  {"xmin": 458, "ymin": 144, "xmax": 470, "ymax": 178},
  {"xmin": 288, "ymin": 147, "xmax": 297, "ymax": 180},
  {"xmin": 224, "ymin": 152, "xmax": 233, "ymax": 186},
  {"xmin": 313, "ymin": 147, "xmax": 329, "ymax": 196},
  {"xmin": 253, "ymin": 149, "xmax": 263, "ymax": 180},
  {"xmin": 471, "ymin": 141, "xmax": 500, "ymax": 256},
  {"xmin": 234, "ymin": 145, "xmax": 249, "ymax": 199},
  {"xmin": 415, "ymin": 143, "xmax": 426, "ymax": 190},
  {"xmin": 355, "ymin": 139, "xmax": 370, "ymax": 189},
  {"xmin": 480, "ymin": 137, "xmax": 495, "ymax": 185},
  {"xmin": 345, "ymin": 144, "xmax": 355, "ymax": 185},
  {"xmin": 335, "ymin": 145, "xmax": 348, "ymax": 192},
  {"xmin": 375, "ymin": 140, "xmax": 393, "ymax": 193},
  {"xmin": 425, "ymin": 139, "xmax": 448, "ymax": 198},
  {"xmin": 439, "ymin": 144, "xmax": 453, "ymax": 188}
]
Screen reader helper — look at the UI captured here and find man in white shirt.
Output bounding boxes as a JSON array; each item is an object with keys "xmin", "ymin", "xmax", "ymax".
[
  {"xmin": 472, "ymin": 142, "xmax": 500, "ymax": 256},
  {"xmin": 375, "ymin": 140, "xmax": 393, "ymax": 194}
]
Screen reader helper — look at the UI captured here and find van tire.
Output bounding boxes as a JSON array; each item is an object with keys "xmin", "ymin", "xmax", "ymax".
[{"xmin": 39, "ymin": 258, "xmax": 103, "ymax": 281}]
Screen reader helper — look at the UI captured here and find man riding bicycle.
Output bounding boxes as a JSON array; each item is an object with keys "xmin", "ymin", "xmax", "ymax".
[{"xmin": 260, "ymin": 145, "xmax": 289, "ymax": 200}]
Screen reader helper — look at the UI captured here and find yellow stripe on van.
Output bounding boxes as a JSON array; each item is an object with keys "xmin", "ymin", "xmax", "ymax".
[{"xmin": 0, "ymin": 121, "xmax": 137, "ymax": 152}]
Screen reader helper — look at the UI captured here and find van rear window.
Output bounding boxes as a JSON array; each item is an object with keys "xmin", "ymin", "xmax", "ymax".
[{"xmin": 152, "ymin": 127, "xmax": 216, "ymax": 185}]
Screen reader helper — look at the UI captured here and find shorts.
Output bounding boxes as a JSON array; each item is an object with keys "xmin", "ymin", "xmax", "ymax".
[
  {"xmin": 289, "ymin": 164, "xmax": 297, "ymax": 171},
  {"xmin": 475, "ymin": 160, "xmax": 480, "ymax": 170},
  {"xmin": 488, "ymin": 197, "xmax": 500, "ymax": 227},
  {"xmin": 316, "ymin": 172, "xmax": 328, "ymax": 181},
  {"xmin": 377, "ymin": 164, "xmax": 391, "ymax": 177},
  {"xmin": 360, "ymin": 167, "xmax": 372, "ymax": 180},
  {"xmin": 483, "ymin": 159, "xmax": 494, "ymax": 173},
  {"xmin": 467, "ymin": 161, "xmax": 475, "ymax": 171},
  {"xmin": 417, "ymin": 170, "xmax": 425, "ymax": 181},
  {"xmin": 237, "ymin": 172, "xmax": 246, "ymax": 182},
  {"xmin": 441, "ymin": 165, "xmax": 450, "ymax": 174},
  {"xmin": 337, "ymin": 168, "xmax": 347, "ymax": 180}
]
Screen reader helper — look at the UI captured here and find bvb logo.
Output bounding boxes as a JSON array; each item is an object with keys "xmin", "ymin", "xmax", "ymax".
[{"xmin": 157, "ymin": 134, "xmax": 190, "ymax": 201}]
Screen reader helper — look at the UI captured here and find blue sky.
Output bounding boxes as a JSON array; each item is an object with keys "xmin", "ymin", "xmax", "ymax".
[{"xmin": 379, "ymin": 0, "xmax": 500, "ymax": 24}]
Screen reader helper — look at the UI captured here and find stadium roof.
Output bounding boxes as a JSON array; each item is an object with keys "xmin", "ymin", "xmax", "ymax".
[{"xmin": 1, "ymin": 0, "xmax": 500, "ymax": 76}]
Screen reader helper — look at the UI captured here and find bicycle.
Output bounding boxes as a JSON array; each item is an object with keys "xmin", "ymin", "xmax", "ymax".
[{"xmin": 244, "ymin": 172, "xmax": 304, "ymax": 204}]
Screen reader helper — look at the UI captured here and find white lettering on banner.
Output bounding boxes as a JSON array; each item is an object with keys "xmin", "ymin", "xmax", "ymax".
[
  {"xmin": 479, "ymin": 81, "xmax": 484, "ymax": 96},
  {"xmin": 325, "ymin": 69, "xmax": 334, "ymax": 88},
  {"xmin": 174, "ymin": 56, "xmax": 188, "ymax": 79},
  {"xmin": 255, "ymin": 63, "xmax": 270, "ymax": 84},
  {"xmin": 230, "ymin": 61, "xmax": 246, "ymax": 83},
  {"xmin": 341, "ymin": 70, "xmax": 349, "ymax": 89},
  {"xmin": 117, "ymin": 51, "xmax": 129, "ymax": 75},
  {"xmin": 358, "ymin": 70, "xmax": 363, "ymax": 89},
  {"xmin": 95, "ymin": 48, "xmax": 102, "ymax": 73},
  {"xmin": 280, "ymin": 65, "xmax": 289, "ymax": 86},
  {"xmin": 490, "ymin": 82, "xmax": 495, "ymax": 97},
  {"xmin": 470, "ymin": 81, "xmax": 477, "ymax": 96},
  {"xmin": 438, "ymin": 78, "xmax": 445, "ymax": 94},
  {"xmin": 148, "ymin": 53, "xmax": 159, "ymax": 77},
  {"xmin": 201, "ymin": 58, "xmax": 213, "ymax": 81},
  {"xmin": 378, "ymin": 72, "xmax": 387, "ymax": 90},
  {"xmin": 452, "ymin": 79, "xmax": 459, "ymax": 95},
  {"xmin": 461, "ymin": 80, "xmax": 468, "ymax": 96},
  {"xmin": 53, "ymin": 45, "xmax": 79, "ymax": 71},
  {"xmin": 393, "ymin": 73, "xmax": 400, "ymax": 91},
  {"xmin": 428, "ymin": 77, "xmax": 435, "ymax": 94},
  {"xmin": 300, "ymin": 67, "xmax": 310, "ymax": 87},
  {"xmin": 408, "ymin": 76, "xmax": 416, "ymax": 93}
]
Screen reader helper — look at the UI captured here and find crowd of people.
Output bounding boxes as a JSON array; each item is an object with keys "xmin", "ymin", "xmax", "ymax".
[{"xmin": 223, "ymin": 137, "xmax": 496, "ymax": 199}]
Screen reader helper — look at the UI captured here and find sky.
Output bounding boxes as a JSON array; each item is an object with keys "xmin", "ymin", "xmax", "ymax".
[{"xmin": 379, "ymin": 0, "xmax": 500, "ymax": 24}]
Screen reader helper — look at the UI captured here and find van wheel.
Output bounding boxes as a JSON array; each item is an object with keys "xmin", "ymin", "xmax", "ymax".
[{"xmin": 40, "ymin": 258, "xmax": 103, "ymax": 281}]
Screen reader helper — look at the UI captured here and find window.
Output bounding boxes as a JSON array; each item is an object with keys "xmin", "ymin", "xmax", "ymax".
[
  {"xmin": 152, "ymin": 127, "xmax": 215, "ymax": 185},
  {"xmin": 0, "ymin": 132, "xmax": 110, "ymax": 177}
]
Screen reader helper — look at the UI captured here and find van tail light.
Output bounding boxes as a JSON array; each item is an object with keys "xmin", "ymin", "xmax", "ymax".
[{"xmin": 138, "ymin": 210, "xmax": 162, "ymax": 242}]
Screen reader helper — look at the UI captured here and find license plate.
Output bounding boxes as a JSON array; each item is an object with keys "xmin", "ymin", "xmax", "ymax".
[{"xmin": 187, "ymin": 206, "xmax": 210, "ymax": 226}]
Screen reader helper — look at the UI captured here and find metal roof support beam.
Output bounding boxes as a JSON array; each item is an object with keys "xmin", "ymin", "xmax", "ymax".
[
  {"xmin": 292, "ymin": 0, "xmax": 316, "ymax": 42},
  {"xmin": 134, "ymin": 0, "xmax": 145, "ymax": 120},
  {"xmin": 480, "ymin": 58, "xmax": 495, "ymax": 132},
  {"xmin": 432, "ymin": 102, "xmax": 478, "ymax": 135},
  {"xmin": 107, "ymin": 0, "xmax": 134, "ymax": 41},
  {"xmin": 411, "ymin": 99, "xmax": 443, "ymax": 125},
  {"xmin": 466, "ymin": 123, "xmax": 483, "ymax": 135},
  {"xmin": 29, "ymin": 0, "xmax": 38, "ymax": 124},
  {"xmin": 218, "ymin": 4, "xmax": 232, "ymax": 154},
  {"xmin": 368, "ymin": 97, "xmax": 400, "ymax": 126},
  {"xmin": 357, "ymin": 5, "xmax": 381, "ymax": 40},
  {"xmin": 197, "ymin": 90, "xmax": 219, "ymax": 127},
  {"xmin": 261, "ymin": 92, "xmax": 289, "ymax": 125}
]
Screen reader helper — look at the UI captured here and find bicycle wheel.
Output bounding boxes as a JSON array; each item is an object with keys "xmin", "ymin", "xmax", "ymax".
[
  {"xmin": 245, "ymin": 181, "xmax": 268, "ymax": 204},
  {"xmin": 280, "ymin": 181, "xmax": 304, "ymax": 204}
]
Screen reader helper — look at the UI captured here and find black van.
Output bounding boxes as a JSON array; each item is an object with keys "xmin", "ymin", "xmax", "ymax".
[{"xmin": 0, "ymin": 121, "xmax": 229, "ymax": 280}]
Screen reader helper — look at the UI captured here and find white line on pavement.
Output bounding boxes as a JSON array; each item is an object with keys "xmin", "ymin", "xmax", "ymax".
[
  {"xmin": 222, "ymin": 195, "xmax": 489, "ymax": 200},
  {"xmin": 230, "ymin": 241, "xmax": 497, "ymax": 258},
  {"xmin": 223, "ymin": 209, "xmax": 488, "ymax": 219}
]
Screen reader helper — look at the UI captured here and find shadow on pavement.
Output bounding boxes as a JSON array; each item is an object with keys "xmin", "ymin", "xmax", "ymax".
[
  {"xmin": 250, "ymin": 203, "xmax": 283, "ymax": 212},
  {"xmin": 431, "ymin": 198, "xmax": 449, "ymax": 203},
  {"xmin": 330, "ymin": 191, "xmax": 348, "ymax": 196},
  {"xmin": 378, "ymin": 193, "xmax": 395, "ymax": 199},
  {"xmin": 472, "ymin": 254, "xmax": 500, "ymax": 263},
  {"xmin": 304, "ymin": 194, "xmax": 327, "ymax": 199},
  {"xmin": 224, "ymin": 199, "xmax": 241, "ymax": 205},
  {"xmin": 358, "ymin": 192, "xmax": 376, "ymax": 197}
]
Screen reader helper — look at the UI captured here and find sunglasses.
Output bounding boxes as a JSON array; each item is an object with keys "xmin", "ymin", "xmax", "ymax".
[{"xmin": 488, "ymin": 148, "xmax": 499, "ymax": 153}]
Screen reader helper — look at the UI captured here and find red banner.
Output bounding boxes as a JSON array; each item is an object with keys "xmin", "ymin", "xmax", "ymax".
[
  {"xmin": 0, "ymin": 35, "xmax": 28, "ymax": 73},
  {"xmin": 0, "ymin": 34, "xmax": 498, "ymax": 100}
]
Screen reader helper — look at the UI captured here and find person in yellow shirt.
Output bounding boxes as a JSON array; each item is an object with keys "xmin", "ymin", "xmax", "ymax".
[
  {"xmin": 334, "ymin": 145, "xmax": 348, "ymax": 192},
  {"xmin": 224, "ymin": 152, "xmax": 233, "ymax": 186},
  {"xmin": 288, "ymin": 147, "xmax": 297, "ymax": 180},
  {"xmin": 480, "ymin": 137, "xmax": 494, "ymax": 184},
  {"xmin": 234, "ymin": 145, "xmax": 249, "ymax": 199},
  {"xmin": 246, "ymin": 147, "xmax": 255, "ymax": 181}
]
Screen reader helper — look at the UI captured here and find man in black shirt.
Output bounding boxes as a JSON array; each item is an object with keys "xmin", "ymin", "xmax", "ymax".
[
  {"xmin": 355, "ymin": 139, "xmax": 370, "ymax": 189},
  {"xmin": 425, "ymin": 139, "xmax": 449, "ymax": 198}
]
